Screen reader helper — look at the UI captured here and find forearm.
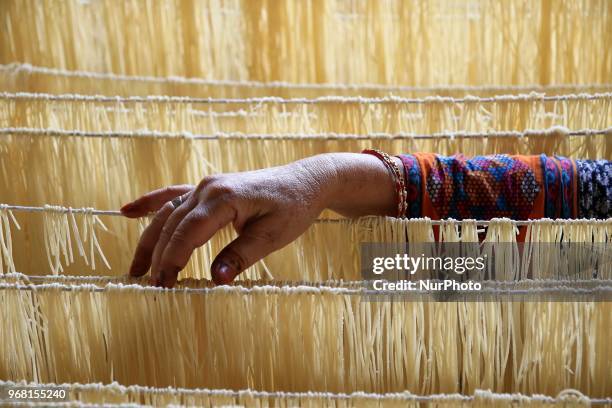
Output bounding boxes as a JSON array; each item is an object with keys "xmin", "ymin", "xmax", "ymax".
[{"xmin": 292, "ymin": 153, "xmax": 400, "ymax": 218}]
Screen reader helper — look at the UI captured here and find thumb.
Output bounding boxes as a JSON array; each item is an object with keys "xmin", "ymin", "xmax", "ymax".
[{"xmin": 211, "ymin": 221, "xmax": 281, "ymax": 285}]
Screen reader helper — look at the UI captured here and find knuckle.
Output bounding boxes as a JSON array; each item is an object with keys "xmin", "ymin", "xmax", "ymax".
[
  {"xmin": 253, "ymin": 228, "xmax": 281, "ymax": 247},
  {"xmin": 161, "ymin": 186, "xmax": 175, "ymax": 195},
  {"xmin": 160, "ymin": 201, "xmax": 174, "ymax": 213},
  {"xmin": 196, "ymin": 175, "xmax": 219, "ymax": 191},
  {"xmin": 168, "ymin": 229, "xmax": 191, "ymax": 248},
  {"xmin": 152, "ymin": 203, "xmax": 173, "ymax": 221},
  {"xmin": 161, "ymin": 223, "xmax": 174, "ymax": 236},
  {"xmin": 207, "ymin": 181, "xmax": 236, "ymax": 201}
]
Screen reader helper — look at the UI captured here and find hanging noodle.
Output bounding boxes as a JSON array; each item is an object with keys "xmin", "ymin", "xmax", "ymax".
[
  {"xmin": 1, "ymin": 206, "xmax": 610, "ymax": 282},
  {"xmin": 0, "ymin": 127, "xmax": 608, "ymax": 217},
  {"xmin": 1, "ymin": 0, "xmax": 609, "ymax": 85},
  {"xmin": 2, "ymin": 63, "xmax": 611, "ymax": 99},
  {"xmin": 0, "ymin": 204, "xmax": 20, "ymax": 274},
  {"xmin": 0, "ymin": 280, "xmax": 609, "ymax": 397},
  {"xmin": 1, "ymin": 93, "xmax": 610, "ymax": 136},
  {"xmin": 0, "ymin": 379, "xmax": 606, "ymax": 407},
  {"xmin": 41, "ymin": 206, "xmax": 110, "ymax": 275},
  {"xmin": 0, "ymin": 0, "xmax": 610, "ymax": 404}
]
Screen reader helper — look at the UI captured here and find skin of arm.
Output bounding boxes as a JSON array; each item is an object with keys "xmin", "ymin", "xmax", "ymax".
[{"xmin": 120, "ymin": 153, "xmax": 400, "ymax": 287}]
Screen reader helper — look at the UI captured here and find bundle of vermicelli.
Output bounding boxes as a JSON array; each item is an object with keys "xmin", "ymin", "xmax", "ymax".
[
  {"xmin": 0, "ymin": 96, "xmax": 609, "ymax": 212},
  {"xmin": 1, "ymin": 0, "xmax": 610, "ymax": 405},
  {"xmin": 1, "ymin": 207, "xmax": 610, "ymax": 282},
  {"xmin": 0, "ymin": 205, "xmax": 20, "ymax": 274},
  {"xmin": 0, "ymin": 380, "xmax": 602, "ymax": 407},
  {"xmin": 1, "ymin": 0, "xmax": 609, "ymax": 85},
  {"xmin": 41, "ymin": 206, "xmax": 110, "ymax": 275},
  {"xmin": 1, "ymin": 127, "xmax": 609, "ymax": 190},
  {"xmin": 2, "ymin": 64, "xmax": 612, "ymax": 99},
  {"xmin": 0, "ymin": 129, "xmax": 608, "ymax": 228},
  {"xmin": 0, "ymin": 279, "xmax": 609, "ymax": 397},
  {"xmin": 2, "ymin": 93, "xmax": 610, "ymax": 135}
]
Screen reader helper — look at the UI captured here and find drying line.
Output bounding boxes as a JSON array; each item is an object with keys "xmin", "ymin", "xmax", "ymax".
[
  {"xmin": 0, "ymin": 281, "xmax": 611, "ymax": 298},
  {"xmin": 2, "ymin": 91, "xmax": 610, "ymax": 105},
  {"xmin": 3, "ymin": 63, "xmax": 611, "ymax": 94},
  {"xmin": 0, "ymin": 127, "xmax": 609, "ymax": 140},
  {"xmin": 1, "ymin": 377, "xmax": 608, "ymax": 405},
  {"xmin": 2, "ymin": 204, "xmax": 609, "ymax": 227}
]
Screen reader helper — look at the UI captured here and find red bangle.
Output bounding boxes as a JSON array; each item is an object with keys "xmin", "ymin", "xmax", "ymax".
[{"xmin": 362, "ymin": 149, "xmax": 407, "ymax": 218}]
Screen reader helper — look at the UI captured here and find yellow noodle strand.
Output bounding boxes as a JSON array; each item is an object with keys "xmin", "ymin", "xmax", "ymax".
[
  {"xmin": 1, "ymin": 0, "xmax": 609, "ymax": 85},
  {"xmin": 0, "ymin": 281, "xmax": 609, "ymax": 397}
]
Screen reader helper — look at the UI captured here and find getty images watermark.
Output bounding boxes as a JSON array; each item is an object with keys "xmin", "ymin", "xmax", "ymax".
[
  {"xmin": 360, "ymin": 243, "xmax": 612, "ymax": 301},
  {"xmin": 371, "ymin": 252, "xmax": 485, "ymax": 292}
]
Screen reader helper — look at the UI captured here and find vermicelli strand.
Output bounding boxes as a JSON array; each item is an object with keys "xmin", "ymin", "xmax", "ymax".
[
  {"xmin": 2, "ymin": 126, "xmax": 608, "ymax": 140},
  {"xmin": 1, "ymin": 379, "xmax": 607, "ymax": 407},
  {"xmin": 0, "ymin": 282, "xmax": 608, "ymax": 397},
  {"xmin": 2, "ymin": 92, "xmax": 608, "ymax": 136},
  {"xmin": 1, "ymin": 206, "xmax": 609, "ymax": 281},
  {"xmin": 3, "ymin": 91, "xmax": 611, "ymax": 104},
  {"xmin": 0, "ymin": 126, "xmax": 609, "ymax": 234},
  {"xmin": 2, "ymin": 0, "xmax": 609, "ymax": 85},
  {"xmin": 2, "ymin": 0, "xmax": 611, "ymax": 403},
  {"xmin": 0, "ymin": 205, "xmax": 20, "ymax": 274},
  {"xmin": 41, "ymin": 206, "xmax": 110, "ymax": 275},
  {"xmin": 2, "ymin": 63, "xmax": 610, "ymax": 99}
]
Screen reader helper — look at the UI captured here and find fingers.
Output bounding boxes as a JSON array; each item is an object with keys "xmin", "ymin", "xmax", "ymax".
[
  {"xmin": 128, "ymin": 201, "xmax": 176, "ymax": 277},
  {"xmin": 155, "ymin": 203, "xmax": 236, "ymax": 288},
  {"xmin": 149, "ymin": 194, "xmax": 198, "ymax": 286},
  {"xmin": 121, "ymin": 184, "xmax": 194, "ymax": 218},
  {"xmin": 211, "ymin": 217, "xmax": 283, "ymax": 285}
]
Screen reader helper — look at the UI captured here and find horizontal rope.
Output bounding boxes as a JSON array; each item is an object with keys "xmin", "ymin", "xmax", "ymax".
[
  {"xmin": 2, "ymin": 91, "xmax": 610, "ymax": 105},
  {"xmin": 2, "ymin": 204, "xmax": 610, "ymax": 227},
  {"xmin": 1, "ymin": 126, "xmax": 608, "ymax": 140},
  {"xmin": 0, "ymin": 204, "xmax": 118, "ymax": 217},
  {"xmin": 8, "ymin": 274, "xmax": 608, "ymax": 289},
  {"xmin": 3, "ymin": 63, "xmax": 611, "ymax": 94},
  {"xmin": 0, "ymin": 281, "xmax": 361, "ymax": 295},
  {"xmin": 2, "ymin": 379, "xmax": 606, "ymax": 404},
  {"xmin": 1, "ymin": 281, "xmax": 610, "ymax": 297}
]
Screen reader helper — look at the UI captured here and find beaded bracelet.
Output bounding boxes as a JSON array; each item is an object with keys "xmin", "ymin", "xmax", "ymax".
[{"xmin": 362, "ymin": 149, "xmax": 407, "ymax": 218}]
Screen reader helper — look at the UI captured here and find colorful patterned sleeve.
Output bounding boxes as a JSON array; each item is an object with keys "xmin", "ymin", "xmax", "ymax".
[
  {"xmin": 395, "ymin": 153, "xmax": 609, "ymax": 221},
  {"xmin": 575, "ymin": 159, "xmax": 612, "ymax": 219}
]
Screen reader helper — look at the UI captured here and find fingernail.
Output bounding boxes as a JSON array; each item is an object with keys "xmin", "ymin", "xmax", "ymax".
[
  {"xmin": 212, "ymin": 261, "xmax": 237, "ymax": 285},
  {"xmin": 148, "ymin": 276, "xmax": 159, "ymax": 286},
  {"xmin": 129, "ymin": 260, "xmax": 146, "ymax": 277},
  {"xmin": 160, "ymin": 268, "xmax": 180, "ymax": 288},
  {"xmin": 120, "ymin": 202, "xmax": 138, "ymax": 214}
]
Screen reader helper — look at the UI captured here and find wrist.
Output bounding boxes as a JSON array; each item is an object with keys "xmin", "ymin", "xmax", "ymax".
[
  {"xmin": 314, "ymin": 152, "xmax": 400, "ymax": 217},
  {"xmin": 289, "ymin": 154, "xmax": 344, "ymax": 213}
]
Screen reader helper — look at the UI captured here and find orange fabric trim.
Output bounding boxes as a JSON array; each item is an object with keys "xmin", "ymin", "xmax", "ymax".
[
  {"xmin": 414, "ymin": 153, "xmax": 546, "ymax": 221},
  {"xmin": 513, "ymin": 155, "xmax": 545, "ymax": 219},
  {"xmin": 412, "ymin": 153, "xmax": 546, "ymax": 242},
  {"xmin": 549, "ymin": 156, "xmax": 578, "ymax": 219},
  {"xmin": 412, "ymin": 152, "xmax": 439, "ymax": 220},
  {"xmin": 512, "ymin": 155, "xmax": 544, "ymax": 242}
]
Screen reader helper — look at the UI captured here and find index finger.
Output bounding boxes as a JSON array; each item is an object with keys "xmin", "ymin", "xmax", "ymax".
[
  {"xmin": 157, "ymin": 202, "xmax": 236, "ymax": 287},
  {"xmin": 121, "ymin": 184, "xmax": 194, "ymax": 218},
  {"xmin": 128, "ymin": 201, "xmax": 176, "ymax": 277}
]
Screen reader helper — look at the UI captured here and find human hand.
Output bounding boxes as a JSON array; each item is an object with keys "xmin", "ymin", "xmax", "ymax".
[{"xmin": 121, "ymin": 153, "xmax": 399, "ymax": 287}]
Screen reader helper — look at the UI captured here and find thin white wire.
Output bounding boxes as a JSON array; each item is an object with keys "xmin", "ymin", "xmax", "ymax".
[
  {"xmin": 3, "ymin": 63, "xmax": 611, "ymax": 94},
  {"xmin": 1, "ymin": 205, "xmax": 609, "ymax": 227},
  {"xmin": 2, "ymin": 91, "xmax": 610, "ymax": 105},
  {"xmin": 0, "ymin": 280, "xmax": 610, "ymax": 297},
  {"xmin": 0, "ymin": 378, "xmax": 607, "ymax": 404},
  {"xmin": 0, "ymin": 126, "xmax": 608, "ymax": 140}
]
